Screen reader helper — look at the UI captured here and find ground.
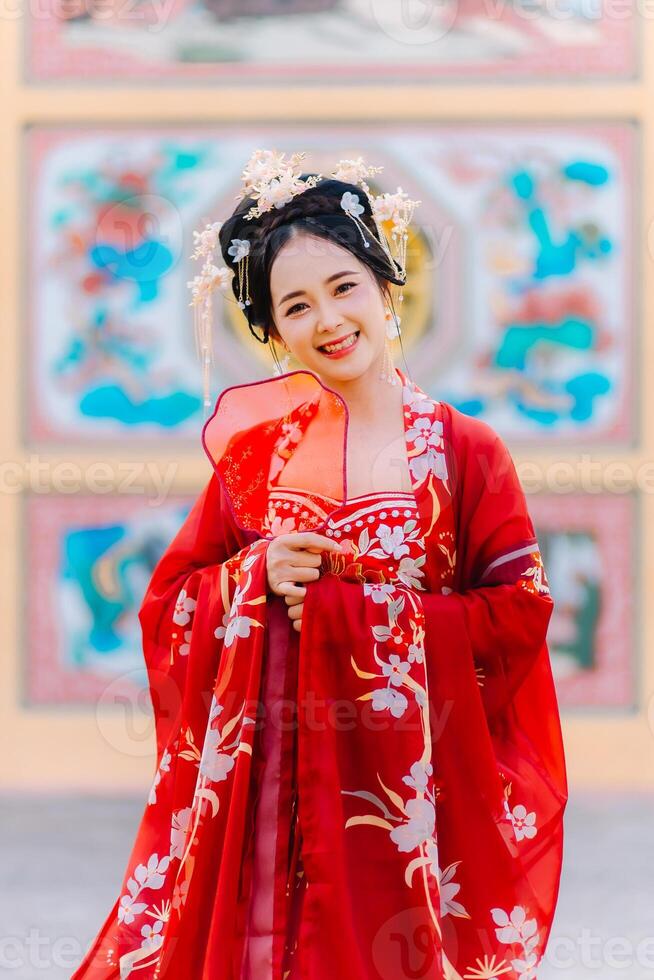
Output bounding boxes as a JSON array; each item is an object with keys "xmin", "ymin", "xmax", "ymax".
[{"xmin": 2, "ymin": 789, "xmax": 652, "ymax": 978}]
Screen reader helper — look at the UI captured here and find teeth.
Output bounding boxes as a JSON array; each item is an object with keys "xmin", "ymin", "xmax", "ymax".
[{"xmin": 322, "ymin": 332, "xmax": 358, "ymax": 354}]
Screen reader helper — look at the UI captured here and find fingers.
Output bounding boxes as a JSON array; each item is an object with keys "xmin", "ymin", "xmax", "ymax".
[
  {"xmin": 286, "ymin": 532, "xmax": 345, "ymax": 554},
  {"xmin": 267, "ymin": 529, "xmax": 344, "ymax": 599},
  {"xmin": 282, "ymin": 565, "xmax": 320, "ymax": 584},
  {"xmin": 289, "ymin": 551, "xmax": 322, "ymax": 569},
  {"xmin": 287, "ymin": 599, "xmax": 304, "ymax": 633},
  {"xmin": 269, "ymin": 567, "xmax": 316, "ymax": 598},
  {"xmin": 286, "ymin": 601, "xmax": 303, "ymax": 621},
  {"xmin": 277, "ymin": 582, "xmax": 306, "ymax": 606}
]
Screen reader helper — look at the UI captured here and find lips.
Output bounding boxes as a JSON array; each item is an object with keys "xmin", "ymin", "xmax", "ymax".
[{"xmin": 317, "ymin": 330, "xmax": 360, "ymax": 355}]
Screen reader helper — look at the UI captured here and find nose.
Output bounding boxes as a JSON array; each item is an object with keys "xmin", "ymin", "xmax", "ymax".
[{"xmin": 314, "ymin": 299, "xmax": 344, "ymax": 335}]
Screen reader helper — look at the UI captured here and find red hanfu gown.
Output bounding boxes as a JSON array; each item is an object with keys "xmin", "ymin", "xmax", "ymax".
[{"xmin": 71, "ymin": 366, "xmax": 568, "ymax": 980}]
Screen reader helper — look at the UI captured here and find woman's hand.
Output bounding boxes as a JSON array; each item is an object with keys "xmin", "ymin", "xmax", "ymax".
[{"xmin": 266, "ymin": 531, "xmax": 345, "ymax": 633}]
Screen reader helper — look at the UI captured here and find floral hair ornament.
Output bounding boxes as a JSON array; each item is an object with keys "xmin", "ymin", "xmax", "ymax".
[
  {"xmin": 225, "ymin": 150, "xmax": 325, "ymax": 336},
  {"xmin": 231, "ymin": 150, "xmax": 420, "ymax": 320},
  {"xmin": 187, "ymin": 220, "xmax": 233, "ymax": 415},
  {"xmin": 187, "ymin": 149, "xmax": 421, "ymax": 410},
  {"xmin": 331, "ymin": 156, "xmax": 420, "ymax": 313},
  {"xmin": 235, "ymin": 149, "xmax": 324, "ymax": 220}
]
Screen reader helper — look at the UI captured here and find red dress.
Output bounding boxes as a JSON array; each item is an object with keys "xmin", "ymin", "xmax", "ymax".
[
  {"xmin": 71, "ymin": 367, "xmax": 568, "ymax": 980},
  {"xmin": 244, "ymin": 486, "xmax": 428, "ymax": 978}
]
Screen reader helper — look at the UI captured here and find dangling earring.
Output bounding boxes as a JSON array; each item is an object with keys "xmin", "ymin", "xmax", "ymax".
[
  {"xmin": 270, "ymin": 336, "xmax": 291, "ymax": 377},
  {"xmin": 380, "ymin": 309, "xmax": 399, "ymax": 386}
]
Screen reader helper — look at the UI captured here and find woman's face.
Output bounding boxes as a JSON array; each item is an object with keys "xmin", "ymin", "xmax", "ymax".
[{"xmin": 268, "ymin": 232, "xmax": 388, "ymax": 383}]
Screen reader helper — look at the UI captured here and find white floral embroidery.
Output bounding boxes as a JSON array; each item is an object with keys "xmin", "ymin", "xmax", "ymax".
[
  {"xmin": 214, "ymin": 561, "xmax": 264, "ymax": 647},
  {"xmin": 117, "ymin": 892, "xmax": 147, "ymax": 927},
  {"xmin": 209, "ymin": 700, "xmax": 224, "ymax": 722},
  {"xmin": 382, "ymin": 653, "xmax": 411, "ymax": 686},
  {"xmin": 407, "ymin": 642, "xmax": 424, "ymax": 664},
  {"xmin": 504, "ymin": 800, "xmax": 538, "ymax": 841},
  {"xmin": 390, "ymin": 797, "xmax": 435, "ymax": 852},
  {"xmin": 118, "ymin": 853, "xmax": 171, "ymax": 924},
  {"xmin": 371, "ymin": 687, "xmax": 408, "ymax": 717},
  {"xmin": 113, "ymin": 540, "xmax": 271, "ymax": 974},
  {"xmin": 363, "ymin": 582, "xmax": 396, "ymax": 603},
  {"xmin": 404, "ymin": 411, "xmax": 448, "ymax": 483},
  {"xmin": 148, "ymin": 748, "xmax": 171, "ymax": 806},
  {"xmin": 222, "ymin": 615, "xmax": 257, "ymax": 647},
  {"xmin": 139, "ymin": 918, "xmax": 164, "ymax": 955},
  {"xmin": 406, "ymin": 416, "xmax": 444, "ymax": 452},
  {"xmin": 214, "ymin": 612, "xmax": 229, "ymax": 639},
  {"xmin": 173, "ymin": 589, "xmax": 196, "ymax": 626},
  {"xmin": 198, "ymin": 728, "xmax": 237, "ymax": 783},
  {"xmin": 267, "ymin": 512, "xmax": 297, "ymax": 536},
  {"xmin": 437, "ymin": 858, "xmax": 469, "ymax": 918},
  {"xmin": 169, "ymin": 807, "xmax": 193, "ymax": 861},
  {"xmin": 404, "ymin": 388, "xmax": 430, "ymax": 411},
  {"xmin": 396, "ymin": 554, "xmax": 426, "ymax": 590},
  {"xmin": 377, "ymin": 524, "xmax": 411, "ymax": 560},
  {"xmin": 491, "ymin": 905, "xmax": 541, "ymax": 980},
  {"xmin": 402, "ymin": 760, "xmax": 432, "ymax": 792},
  {"xmin": 409, "ymin": 446, "xmax": 448, "ymax": 483}
]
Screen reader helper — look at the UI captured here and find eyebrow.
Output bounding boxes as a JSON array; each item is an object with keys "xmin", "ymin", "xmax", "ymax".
[{"xmin": 278, "ymin": 270, "xmax": 360, "ymax": 307}]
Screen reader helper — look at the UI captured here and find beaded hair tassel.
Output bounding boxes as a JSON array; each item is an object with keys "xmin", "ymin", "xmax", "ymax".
[{"xmin": 187, "ymin": 221, "xmax": 232, "ymax": 414}]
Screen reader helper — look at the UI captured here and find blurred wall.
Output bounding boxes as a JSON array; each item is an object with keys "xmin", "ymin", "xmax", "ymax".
[{"xmin": 1, "ymin": 4, "xmax": 653, "ymax": 794}]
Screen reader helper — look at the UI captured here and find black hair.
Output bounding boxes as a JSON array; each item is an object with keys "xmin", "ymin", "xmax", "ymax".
[{"xmin": 218, "ymin": 175, "xmax": 406, "ymax": 345}]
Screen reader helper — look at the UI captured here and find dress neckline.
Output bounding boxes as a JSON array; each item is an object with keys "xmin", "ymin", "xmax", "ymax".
[{"xmin": 270, "ymin": 484, "xmax": 416, "ymax": 506}]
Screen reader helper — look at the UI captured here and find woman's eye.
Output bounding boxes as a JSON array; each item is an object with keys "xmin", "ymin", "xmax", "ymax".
[{"xmin": 285, "ymin": 282, "xmax": 356, "ymax": 317}]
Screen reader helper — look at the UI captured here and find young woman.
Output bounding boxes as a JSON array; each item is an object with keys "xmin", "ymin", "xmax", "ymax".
[{"xmin": 71, "ymin": 152, "xmax": 568, "ymax": 980}]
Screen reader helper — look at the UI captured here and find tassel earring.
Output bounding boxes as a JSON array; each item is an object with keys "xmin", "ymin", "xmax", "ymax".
[
  {"xmin": 380, "ymin": 309, "xmax": 399, "ymax": 385},
  {"xmin": 270, "ymin": 338, "xmax": 292, "ymax": 377}
]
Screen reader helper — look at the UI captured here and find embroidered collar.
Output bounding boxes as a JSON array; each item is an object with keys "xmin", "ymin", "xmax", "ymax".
[{"xmin": 202, "ymin": 367, "xmax": 449, "ymax": 538}]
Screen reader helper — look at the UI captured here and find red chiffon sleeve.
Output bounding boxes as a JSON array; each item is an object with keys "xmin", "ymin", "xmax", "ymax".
[
  {"xmin": 445, "ymin": 411, "xmax": 559, "ymax": 720},
  {"xmin": 298, "ymin": 412, "xmax": 568, "ymax": 980},
  {"xmin": 137, "ymin": 472, "xmax": 261, "ymax": 759},
  {"xmin": 72, "ymin": 474, "xmax": 273, "ymax": 978},
  {"xmin": 420, "ymin": 413, "xmax": 568, "ymax": 970}
]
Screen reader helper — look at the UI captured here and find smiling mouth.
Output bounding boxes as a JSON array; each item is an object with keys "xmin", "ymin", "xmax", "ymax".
[{"xmin": 317, "ymin": 330, "xmax": 360, "ymax": 354}]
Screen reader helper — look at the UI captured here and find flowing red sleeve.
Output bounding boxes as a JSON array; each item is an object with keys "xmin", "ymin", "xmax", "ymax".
[
  {"xmin": 298, "ymin": 414, "xmax": 568, "ymax": 980},
  {"xmin": 137, "ymin": 471, "xmax": 261, "ymax": 759},
  {"xmin": 445, "ymin": 411, "xmax": 560, "ymax": 721},
  {"xmin": 421, "ymin": 412, "xmax": 569, "ymax": 965},
  {"xmin": 72, "ymin": 473, "xmax": 272, "ymax": 978}
]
